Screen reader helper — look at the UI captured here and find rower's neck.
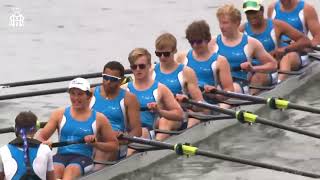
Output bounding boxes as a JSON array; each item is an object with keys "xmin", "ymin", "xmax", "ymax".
[
  {"xmin": 102, "ymin": 86, "xmax": 120, "ymax": 99},
  {"xmin": 134, "ymin": 75, "xmax": 154, "ymax": 90},
  {"xmin": 251, "ymin": 18, "xmax": 267, "ymax": 32},
  {"xmin": 224, "ymin": 31, "xmax": 242, "ymax": 42},
  {"xmin": 282, "ymin": 0, "xmax": 298, "ymax": 11},
  {"xmin": 160, "ymin": 60, "xmax": 179, "ymax": 73}
]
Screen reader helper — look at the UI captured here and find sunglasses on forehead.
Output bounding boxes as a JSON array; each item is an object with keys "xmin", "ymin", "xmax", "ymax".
[
  {"xmin": 130, "ymin": 63, "xmax": 147, "ymax": 70},
  {"xmin": 189, "ymin": 39, "xmax": 206, "ymax": 45},
  {"xmin": 102, "ymin": 74, "xmax": 122, "ymax": 82},
  {"xmin": 155, "ymin": 51, "xmax": 171, "ymax": 57}
]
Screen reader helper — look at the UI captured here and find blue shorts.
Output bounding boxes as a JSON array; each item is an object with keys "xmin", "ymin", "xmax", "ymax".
[{"xmin": 53, "ymin": 153, "xmax": 93, "ymax": 175}]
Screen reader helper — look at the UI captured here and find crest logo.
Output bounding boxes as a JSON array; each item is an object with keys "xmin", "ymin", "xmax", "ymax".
[{"xmin": 9, "ymin": 8, "xmax": 24, "ymax": 27}]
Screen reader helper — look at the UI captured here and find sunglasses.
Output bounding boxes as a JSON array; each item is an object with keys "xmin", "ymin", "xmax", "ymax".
[
  {"xmin": 130, "ymin": 64, "xmax": 147, "ymax": 70},
  {"xmin": 189, "ymin": 39, "xmax": 206, "ymax": 45},
  {"xmin": 155, "ymin": 51, "xmax": 171, "ymax": 57},
  {"xmin": 102, "ymin": 74, "xmax": 121, "ymax": 82}
]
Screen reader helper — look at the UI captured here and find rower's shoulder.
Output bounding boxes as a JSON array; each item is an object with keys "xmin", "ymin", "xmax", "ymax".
[
  {"xmin": 175, "ymin": 51, "xmax": 188, "ymax": 64},
  {"xmin": 124, "ymin": 90, "xmax": 139, "ymax": 104},
  {"xmin": 51, "ymin": 107, "xmax": 65, "ymax": 117},
  {"xmin": 303, "ymin": 3, "xmax": 318, "ymax": 18}
]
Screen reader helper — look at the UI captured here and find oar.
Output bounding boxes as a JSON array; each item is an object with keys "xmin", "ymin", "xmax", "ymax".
[
  {"xmin": 0, "ymin": 122, "xmax": 47, "ymax": 134},
  {"xmin": 119, "ymin": 134, "xmax": 320, "ymax": 179},
  {"xmin": 182, "ymin": 98, "xmax": 320, "ymax": 139},
  {"xmin": 0, "ymin": 69, "xmax": 133, "ymax": 88},
  {"xmin": 0, "ymin": 76, "xmax": 133, "ymax": 101},
  {"xmin": 206, "ymin": 89, "xmax": 320, "ymax": 114},
  {"xmin": 51, "ymin": 139, "xmax": 85, "ymax": 148}
]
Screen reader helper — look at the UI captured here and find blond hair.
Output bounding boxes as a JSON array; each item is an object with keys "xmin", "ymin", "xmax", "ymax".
[
  {"xmin": 216, "ymin": 4, "xmax": 241, "ymax": 23},
  {"xmin": 155, "ymin": 33, "xmax": 177, "ymax": 53},
  {"xmin": 128, "ymin": 48, "xmax": 151, "ymax": 65}
]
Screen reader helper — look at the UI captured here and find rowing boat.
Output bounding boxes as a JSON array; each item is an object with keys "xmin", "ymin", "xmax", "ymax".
[{"xmin": 82, "ymin": 56, "xmax": 320, "ymax": 180}]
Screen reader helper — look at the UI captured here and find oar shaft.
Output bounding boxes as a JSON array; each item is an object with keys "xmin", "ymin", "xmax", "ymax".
[
  {"xmin": 211, "ymin": 89, "xmax": 266, "ymax": 103},
  {"xmin": 0, "ymin": 69, "xmax": 132, "ymax": 88},
  {"xmin": 51, "ymin": 139, "xmax": 85, "ymax": 148},
  {"xmin": 121, "ymin": 135, "xmax": 320, "ymax": 179},
  {"xmin": 0, "ymin": 127, "xmax": 14, "ymax": 134},
  {"xmin": 186, "ymin": 99, "xmax": 320, "ymax": 140},
  {"xmin": 288, "ymin": 103, "xmax": 320, "ymax": 114},
  {"xmin": 0, "ymin": 83, "xmax": 101, "ymax": 100},
  {"xmin": 256, "ymin": 118, "xmax": 320, "ymax": 139},
  {"xmin": 196, "ymin": 149, "xmax": 320, "ymax": 178}
]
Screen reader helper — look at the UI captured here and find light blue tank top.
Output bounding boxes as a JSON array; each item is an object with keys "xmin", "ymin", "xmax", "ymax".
[
  {"xmin": 216, "ymin": 34, "xmax": 249, "ymax": 79},
  {"xmin": 186, "ymin": 50, "xmax": 218, "ymax": 88},
  {"xmin": 127, "ymin": 81, "xmax": 158, "ymax": 129},
  {"xmin": 154, "ymin": 63, "xmax": 184, "ymax": 95},
  {"xmin": 7, "ymin": 144, "xmax": 39, "ymax": 180},
  {"xmin": 244, "ymin": 19, "xmax": 276, "ymax": 65},
  {"xmin": 58, "ymin": 107, "xmax": 96, "ymax": 157},
  {"xmin": 92, "ymin": 86, "xmax": 126, "ymax": 132},
  {"xmin": 274, "ymin": 0, "xmax": 306, "ymax": 47}
]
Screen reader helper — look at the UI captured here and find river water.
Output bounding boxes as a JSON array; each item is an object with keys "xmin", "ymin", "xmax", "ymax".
[{"xmin": 0, "ymin": 0, "xmax": 319, "ymax": 179}]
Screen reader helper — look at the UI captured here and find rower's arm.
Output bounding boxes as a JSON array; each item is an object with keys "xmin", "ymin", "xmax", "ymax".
[
  {"xmin": 36, "ymin": 108, "xmax": 62, "ymax": 142},
  {"xmin": 251, "ymin": 38, "xmax": 278, "ymax": 72},
  {"xmin": 158, "ymin": 84, "xmax": 184, "ymax": 121},
  {"xmin": 216, "ymin": 56, "xmax": 234, "ymax": 101},
  {"xmin": 93, "ymin": 113, "xmax": 119, "ymax": 152},
  {"xmin": 267, "ymin": 2, "xmax": 276, "ymax": 18},
  {"xmin": 275, "ymin": 20, "xmax": 312, "ymax": 51},
  {"xmin": 183, "ymin": 67, "xmax": 203, "ymax": 102},
  {"xmin": 124, "ymin": 92, "xmax": 142, "ymax": 137},
  {"xmin": 304, "ymin": 4, "xmax": 320, "ymax": 46}
]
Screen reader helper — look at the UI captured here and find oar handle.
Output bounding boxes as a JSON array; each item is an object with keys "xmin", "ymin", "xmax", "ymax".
[{"xmin": 51, "ymin": 139, "xmax": 85, "ymax": 148}]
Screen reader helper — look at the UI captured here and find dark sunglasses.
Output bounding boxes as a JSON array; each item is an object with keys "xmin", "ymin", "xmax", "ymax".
[
  {"xmin": 189, "ymin": 39, "xmax": 206, "ymax": 45},
  {"xmin": 102, "ymin": 74, "xmax": 121, "ymax": 82},
  {"xmin": 130, "ymin": 64, "xmax": 147, "ymax": 70},
  {"xmin": 155, "ymin": 51, "xmax": 171, "ymax": 57}
]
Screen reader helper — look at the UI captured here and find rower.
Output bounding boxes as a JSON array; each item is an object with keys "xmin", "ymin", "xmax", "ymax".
[
  {"xmin": 267, "ymin": 0, "xmax": 320, "ymax": 81},
  {"xmin": 37, "ymin": 77, "xmax": 118, "ymax": 179},
  {"xmin": 0, "ymin": 111, "xmax": 55, "ymax": 180},
  {"xmin": 240, "ymin": 0, "xmax": 311, "ymax": 83},
  {"xmin": 90, "ymin": 61, "xmax": 141, "ymax": 170},
  {"xmin": 175, "ymin": 20, "xmax": 234, "ymax": 104},
  {"xmin": 209, "ymin": 4, "xmax": 277, "ymax": 95},
  {"xmin": 123, "ymin": 48, "xmax": 184, "ymax": 141},
  {"xmin": 152, "ymin": 32, "xmax": 205, "ymax": 128}
]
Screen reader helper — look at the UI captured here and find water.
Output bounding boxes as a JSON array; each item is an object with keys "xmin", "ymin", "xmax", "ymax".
[{"xmin": 0, "ymin": 0, "xmax": 320, "ymax": 179}]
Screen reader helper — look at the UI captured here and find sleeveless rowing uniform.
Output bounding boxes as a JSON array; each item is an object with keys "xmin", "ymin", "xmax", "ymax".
[
  {"xmin": 216, "ymin": 34, "xmax": 250, "ymax": 81},
  {"xmin": 185, "ymin": 49, "xmax": 218, "ymax": 88},
  {"xmin": 153, "ymin": 63, "xmax": 184, "ymax": 95},
  {"xmin": 91, "ymin": 86, "xmax": 126, "ymax": 132},
  {"xmin": 54, "ymin": 107, "xmax": 96, "ymax": 174},
  {"xmin": 272, "ymin": 0, "xmax": 307, "ymax": 46},
  {"xmin": 244, "ymin": 19, "xmax": 278, "ymax": 85},
  {"xmin": 271, "ymin": 0, "xmax": 309, "ymax": 67},
  {"xmin": 127, "ymin": 81, "xmax": 158, "ymax": 132},
  {"xmin": 0, "ymin": 143, "xmax": 53, "ymax": 180},
  {"xmin": 90, "ymin": 87, "xmax": 128, "ymax": 159}
]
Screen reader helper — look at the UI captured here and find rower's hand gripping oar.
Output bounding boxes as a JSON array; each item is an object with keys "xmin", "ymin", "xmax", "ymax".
[
  {"xmin": 181, "ymin": 98, "xmax": 320, "ymax": 139},
  {"xmin": 119, "ymin": 134, "xmax": 320, "ymax": 179},
  {"xmin": 207, "ymin": 89, "xmax": 320, "ymax": 114}
]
